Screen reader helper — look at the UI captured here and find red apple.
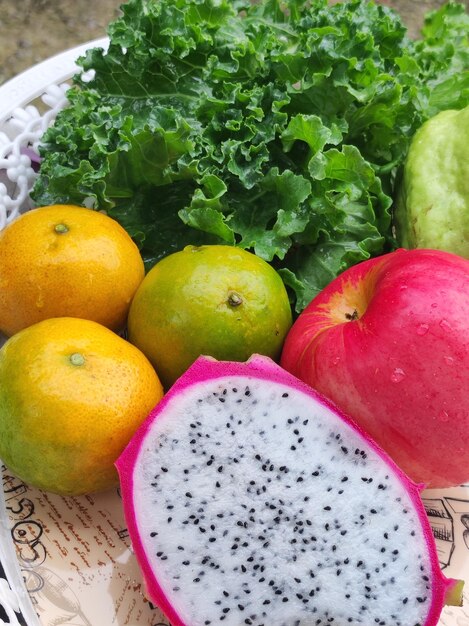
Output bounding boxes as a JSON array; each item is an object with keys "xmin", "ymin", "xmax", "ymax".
[{"xmin": 280, "ymin": 248, "xmax": 469, "ymax": 488}]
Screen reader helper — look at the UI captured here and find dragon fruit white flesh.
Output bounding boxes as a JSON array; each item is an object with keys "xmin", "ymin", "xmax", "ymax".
[{"xmin": 116, "ymin": 355, "xmax": 462, "ymax": 626}]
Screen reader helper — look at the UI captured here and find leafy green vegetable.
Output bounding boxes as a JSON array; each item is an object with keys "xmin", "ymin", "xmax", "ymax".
[{"xmin": 33, "ymin": 0, "xmax": 469, "ymax": 311}]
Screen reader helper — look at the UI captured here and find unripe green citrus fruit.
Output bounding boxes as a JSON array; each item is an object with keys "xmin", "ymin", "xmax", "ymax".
[{"xmin": 127, "ymin": 245, "xmax": 292, "ymax": 388}]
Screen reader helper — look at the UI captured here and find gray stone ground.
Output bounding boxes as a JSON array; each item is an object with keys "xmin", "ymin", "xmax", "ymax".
[{"xmin": 0, "ymin": 0, "xmax": 464, "ymax": 85}]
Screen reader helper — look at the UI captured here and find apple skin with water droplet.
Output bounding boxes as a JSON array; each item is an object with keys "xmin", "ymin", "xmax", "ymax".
[{"xmin": 281, "ymin": 248, "xmax": 469, "ymax": 488}]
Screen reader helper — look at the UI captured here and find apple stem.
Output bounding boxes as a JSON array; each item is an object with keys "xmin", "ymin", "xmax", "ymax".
[{"xmin": 345, "ymin": 309, "xmax": 359, "ymax": 321}]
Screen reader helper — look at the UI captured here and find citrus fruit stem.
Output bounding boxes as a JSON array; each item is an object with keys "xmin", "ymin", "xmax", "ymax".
[
  {"xmin": 54, "ymin": 223, "xmax": 69, "ymax": 234},
  {"xmin": 227, "ymin": 291, "xmax": 243, "ymax": 307},
  {"xmin": 69, "ymin": 353, "xmax": 85, "ymax": 366}
]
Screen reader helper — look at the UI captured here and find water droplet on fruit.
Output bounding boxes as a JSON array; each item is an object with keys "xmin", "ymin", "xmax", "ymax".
[
  {"xmin": 332, "ymin": 356, "xmax": 341, "ymax": 366},
  {"xmin": 439, "ymin": 319, "xmax": 452, "ymax": 332},
  {"xmin": 438, "ymin": 410, "xmax": 450, "ymax": 423},
  {"xmin": 416, "ymin": 324, "xmax": 429, "ymax": 336},
  {"xmin": 390, "ymin": 368, "xmax": 406, "ymax": 383},
  {"xmin": 444, "ymin": 356, "xmax": 454, "ymax": 366}
]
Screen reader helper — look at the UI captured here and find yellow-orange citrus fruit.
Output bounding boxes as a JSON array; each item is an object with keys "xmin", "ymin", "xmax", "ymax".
[
  {"xmin": 0, "ymin": 317, "xmax": 163, "ymax": 495},
  {"xmin": 0, "ymin": 205, "xmax": 144, "ymax": 336},
  {"xmin": 127, "ymin": 245, "xmax": 292, "ymax": 388}
]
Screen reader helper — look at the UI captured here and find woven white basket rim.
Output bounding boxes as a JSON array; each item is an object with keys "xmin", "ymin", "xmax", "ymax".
[
  {"xmin": 0, "ymin": 37, "xmax": 109, "ymax": 124},
  {"xmin": 0, "ymin": 38, "xmax": 110, "ymax": 626}
]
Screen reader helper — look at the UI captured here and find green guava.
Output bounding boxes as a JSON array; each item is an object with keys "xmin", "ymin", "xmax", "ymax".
[{"xmin": 394, "ymin": 104, "xmax": 469, "ymax": 257}]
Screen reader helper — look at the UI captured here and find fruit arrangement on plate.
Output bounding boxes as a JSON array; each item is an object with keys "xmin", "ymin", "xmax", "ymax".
[{"xmin": 0, "ymin": 0, "xmax": 469, "ymax": 625}]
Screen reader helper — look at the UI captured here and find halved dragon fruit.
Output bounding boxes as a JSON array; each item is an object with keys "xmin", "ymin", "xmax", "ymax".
[{"xmin": 116, "ymin": 355, "xmax": 462, "ymax": 626}]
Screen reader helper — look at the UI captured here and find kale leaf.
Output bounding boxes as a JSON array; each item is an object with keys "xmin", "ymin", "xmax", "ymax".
[{"xmin": 33, "ymin": 0, "xmax": 469, "ymax": 311}]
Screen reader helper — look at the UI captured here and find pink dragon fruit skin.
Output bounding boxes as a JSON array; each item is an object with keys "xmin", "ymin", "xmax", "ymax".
[{"xmin": 116, "ymin": 354, "xmax": 462, "ymax": 626}]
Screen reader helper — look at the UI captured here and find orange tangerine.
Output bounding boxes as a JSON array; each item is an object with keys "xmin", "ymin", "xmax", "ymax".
[
  {"xmin": 0, "ymin": 205, "xmax": 144, "ymax": 336},
  {"xmin": 0, "ymin": 317, "xmax": 163, "ymax": 495}
]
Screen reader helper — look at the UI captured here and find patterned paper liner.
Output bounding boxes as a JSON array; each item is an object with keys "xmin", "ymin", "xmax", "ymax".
[
  {"xmin": 0, "ymin": 466, "xmax": 468, "ymax": 626},
  {"xmin": 0, "ymin": 467, "xmax": 169, "ymax": 626}
]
